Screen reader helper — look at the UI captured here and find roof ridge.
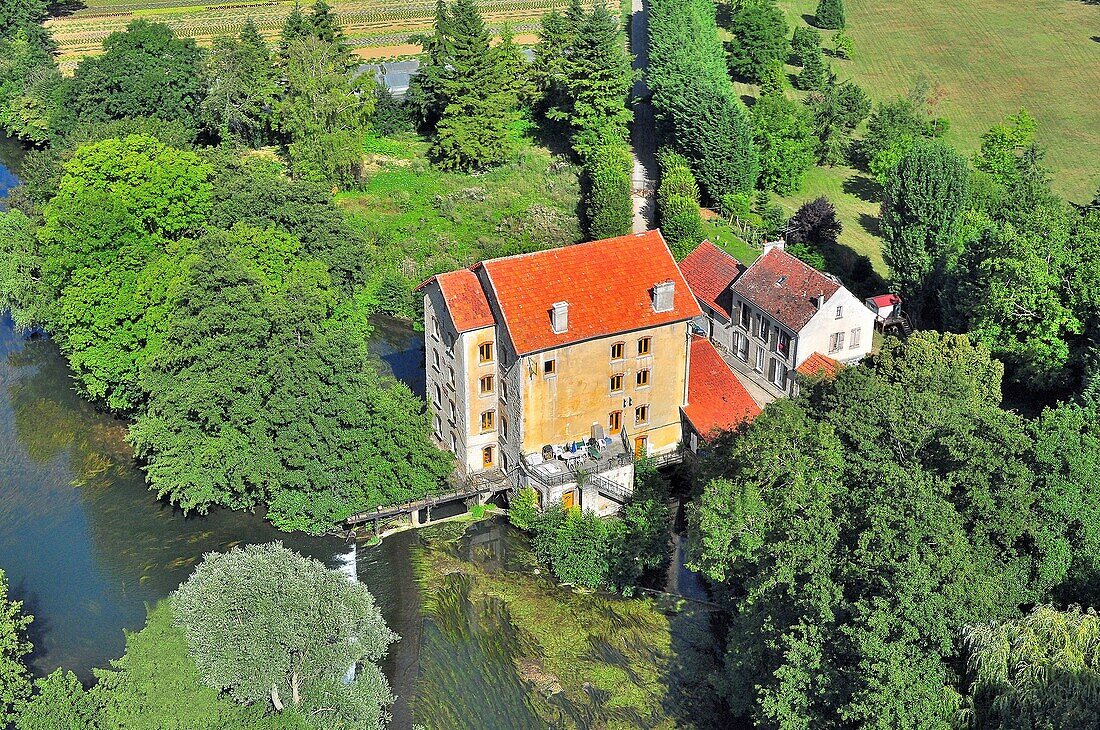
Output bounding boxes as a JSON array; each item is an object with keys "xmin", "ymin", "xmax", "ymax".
[{"xmin": 479, "ymin": 230, "xmax": 667, "ymax": 268}]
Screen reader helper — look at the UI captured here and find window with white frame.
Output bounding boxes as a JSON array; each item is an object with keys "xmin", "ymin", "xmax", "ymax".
[
  {"xmin": 754, "ymin": 347, "xmax": 765, "ymax": 372},
  {"xmin": 757, "ymin": 316, "xmax": 769, "ymax": 340},
  {"xmin": 829, "ymin": 331, "xmax": 846, "ymax": 353},
  {"xmin": 736, "ymin": 333, "xmax": 749, "ymax": 361},
  {"xmin": 835, "ymin": 305, "xmax": 843, "ymax": 319},
  {"xmin": 850, "ymin": 327, "xmax": 862, "ymax": 349}
]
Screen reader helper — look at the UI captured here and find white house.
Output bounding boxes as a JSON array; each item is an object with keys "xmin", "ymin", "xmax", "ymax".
[{"xmin": 680, "ymin": 240, "xmax": 875, "ymax": 399}]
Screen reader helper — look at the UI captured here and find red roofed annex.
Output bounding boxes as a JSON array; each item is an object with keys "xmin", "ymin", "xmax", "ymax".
[{"xmin": 683, "ymin": 335, "xmax": 761, "ymax": 450}]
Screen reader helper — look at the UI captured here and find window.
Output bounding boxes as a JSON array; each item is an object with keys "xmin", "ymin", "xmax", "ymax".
[
  {"xmin": 770, "ymin": 359, "xmax": 786, "ymax": 388},
  {"xmin": 778, "ymin": 331, "xmax": 791, "ymax": 357},
  {"xmin": 480, "ymin": 410, "xmax": 496, "ymax": 432},
  {"xmin": 755, "ymin": 347, "xmax": 765, "ymax": 373},
  {"xmin": 610, "ymin": 342, "xmax": 625, "ymax": 360},
  {"xmin": 433, "ymin": 350, "xmax": 440, "ymax": 370},
  {"xmin": 850, "ymin": 327, "xmax": 862, "ymax": 349},
  {"xmin": 610, "ymin": 373, "xmax": 624, "ymax": 393},
  {"xmin": 829, "ymin": 331, "xmax": 846, "ymax": 353},
  {"xmin": 434, "ymin": 416, "xmax": 441, "ymax": 439},
  {"xmin": 449, "ymin": 366, "xmax": 455, "ymax": 386},
  {"xmin": 637, "ymin": 337, "xmax": 652, "ymax": 356},
  {"xmin": 609, "ymin": 410, "xmax": 622, "ymax": 434},
  {"xmin": 635, "ymin": 405, "xmax": 649, "ymax": 425},
  {"xmin": 500, "ymin": 379, "xmax": 508, "ymax": 402},
  {"xmin": 636, "ymin": 369, "xmax": 651, "ymax": 387},
  {"xmin": 449, "ymin": 400, "xmax": 457, "ymax": 421},
  {"xmin": 543, "ymin": 359, "xmax": 556, "ymax": 376},
  {"xmin": 739, "ymin": 302, "xmax": 750, "ymax": 328},
  {"xmin": 501, "ymin": 415, "xmax": 508, "ymax": 440},
  {"xmin": 835, "ymin": 305, "xmax": 843, "ymax": 319},
  {"xmin": 736, "ymin": 333, "xmax": 749, "ymax": 362},
  {"xmin": 479, "ymin": 375, "xmax": 494, "ymax": 395},
  {"xmin": 757, "ymin": 316, "xmax": 769, "ymax": 340},
  {"xmin": 482, "ymin": 445, "xmax": 494, "ymax": 468},
  {"xmin": 478, "ymin": 341, "xmax": 494, "ymax": 364},
  {"xmin": 435, "ymin": 384, "xmax": 442, "ymax": 406}
]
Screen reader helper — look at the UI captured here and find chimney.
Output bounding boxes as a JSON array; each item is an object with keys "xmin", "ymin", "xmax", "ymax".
[
  {"xmin": 763, "ymin": 238, "xmax": 786, "ymax": 255},
  {"xmin": 652, "ymin": 280, "xmax": 675, "ymax": 313},
  {"xmin": 551, "ymin": 301, "xmax": 569, "ymax": 333}
]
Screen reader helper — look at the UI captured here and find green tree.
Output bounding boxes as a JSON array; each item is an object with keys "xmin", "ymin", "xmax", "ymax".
[
  {"xmin": 657, "ymin": 150, "xmax": 704, "ymax": 258},
  {"xmin": 305, "ymin": 0, "xmax": 343, "ymax": 45},
  {"xmin": 726, "ymin": 0, "xmax": 790, "ymax": 83},
  {"xmin": 610, "ymin": 459, "xmax": 671, "ymax": 588},
  {"xmin": 0, "ymin": 0, "xmax": 47, "ymax": 39},
  {"xmin": 279, "ymin": 34, "xmax": 374, "ymax": 187},
  {"xmin": 129, "ymin": 225, "xmax": 449, "ymax": 530},
  {"xmin": 815, "ymin": 0, "xmax": 845, "ymax": 30},
  {"xmin": 691, "ymin": 334, "xmax": 1068, "ymax": 727},
  {"xmin": 544, "ymin": 0, "xmax": 635, "ymax": 155},
  {"xmin": 173, "ymin": 544, "xmax": 396, "ymax": 727},
  {"xmin": 584, "ymin": 143, "xmax": 633, "ymax": 240},
  {"xmin": 0, "ymin": 27, "xmax": 60, "ymax": 143},
  {"xmin": 93, "ymin": 602, "xmax": 310, "ymax": 729},
  {"xmin": 649, "ymin": 0, "xmax": 759, "ymax": 200},
  {"xmin": 200, "ymin": 21, "xmax": 278, "ymax": 147},
  {"xmin": 790, "ymin": 25, "xmax": 820, "ymax": 65},
  {"xmin": 751, "ymin": 93, "xmax": 816, "ymax": 194},
  {"xmin": 428, "ymin": 0, "xmax": 518, "ymax": 170},
  {"xmin": 0, "ymin": 569, "xmax": 33, "ymax": 727},
  {"xmin": 508, "ymin": 487, "xmax": 539, "ymax": 530},
  {"xmin": 972, "ymin": 109, "xmax": 1037, "ymax": 191},
  {"xmin": 881, "ymin": 138, "xmax": 969, "ymax": 323},
  {"xmin": 278, "ymin": 2, "xmax": 309, "ymax": 61},
  {"xmin": 863, "ymin": 97, "xmax": 927, "ymax": 180},
  {"xmin": 795, "ymin": 41, "xmax": 826, "ymax": 91},
  {"xmin": 532, "ymin": 506, "xmax": 622, "ymax": 589},
  {"xmin": 16, "ymin": 670, "xmax": 97, "ymax": 730},
  {"xmin": 61, "ymin": 21, "xmax": 206, "ymax": 138},
  {"xmin": 959, "ymin": 605, "xmax": 1100, "ymax": 730}
]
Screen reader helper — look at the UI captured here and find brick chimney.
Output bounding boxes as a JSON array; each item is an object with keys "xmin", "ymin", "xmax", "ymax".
[
  {"xmin": 551, "ymin": 301, "xmax": 569, "ymax": 333},
  {"xmin": 652, "ymin": 280, "xmax": 675, "ymax": 313}
]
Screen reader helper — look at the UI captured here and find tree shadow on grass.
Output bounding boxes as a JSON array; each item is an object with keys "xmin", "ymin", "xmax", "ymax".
[
  {"xmin": 842, "ymin": 173, "xmax": 884, "ymax": 204},
  {"xmin": 801, "ymin": 13, "xmax": 820, "ymax": 27},
  {"xmin": 858, "ymin": 212, "xmax": 883, "ymax": 239}
]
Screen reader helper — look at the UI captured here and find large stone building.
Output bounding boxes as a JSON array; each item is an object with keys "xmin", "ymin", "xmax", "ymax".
[
  {"xmin": 680, "ymin": 240, "xmax": 876, "ymax": 400},
  {"xmin": 418, "ymin": 231, "xmax": 755, "ymax": 514}
]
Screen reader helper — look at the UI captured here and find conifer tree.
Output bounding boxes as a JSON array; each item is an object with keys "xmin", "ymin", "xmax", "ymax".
[
  {"xmin": 307, "ymin": 0, "xmax": 343, "ymax": 46},
  {"xmin": 497, "ymin": 25, "xmax": 536, "ymax": 108},
  {"xmin": 406, "ymin": 0, "xmax": 451, "ymax": 130},
  {"xmin": 815, "ymin": 0, "xmax": 845, "ymax": 30},
  {"xmin": 797, "ymin": 42, "xmax": 826, "ymax": 90},
  {"xmin": 279, "ymin": 3, "xmax": 308, "ymax": 60},
  {"xmin": 431, "ymin": 0, "xmax": 517, "ymax": 170},
  {"xmin": 546, "ymin": 0, "xmax": 635, "ymax": 155}
]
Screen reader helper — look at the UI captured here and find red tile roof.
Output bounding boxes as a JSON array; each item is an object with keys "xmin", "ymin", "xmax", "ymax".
[
  {"xmin": 731, "ymin": 248, "xmax": 840, "ymax": 332},
  {"xmin": 679, "ymin": 240, "xmax": 745, "ymax": 320},
  {"xmin": 867, "ymin": 293, "xmax": 901, "ymax": 309},
  {"xmin": 420, "ymin": 269, "xmax": 495, "ymax": 333},
  {"xmin": 795, "ymin": 352, "xmax": 842, "ymax": 379},
  {"xmin": 481, "ymin": 231, "xmax": 701, "ymax": 355},
  {"xmin": 683, "ymin": 335, "xmax": 761, "ymax": 440}
]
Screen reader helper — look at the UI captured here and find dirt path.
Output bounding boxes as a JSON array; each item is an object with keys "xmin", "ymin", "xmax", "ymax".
[{"xmin": 629, "ymin": 0, "xmax": 656, "ymax": 234}]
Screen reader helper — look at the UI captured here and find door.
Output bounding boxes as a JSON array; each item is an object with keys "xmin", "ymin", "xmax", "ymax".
[
  {"xmin": 634, "ymin": 436, "xmax": 648, "ymax": 458},
  {"xmin": 562, "ymin": 490, "xmax": 576, "ymax": 510}
]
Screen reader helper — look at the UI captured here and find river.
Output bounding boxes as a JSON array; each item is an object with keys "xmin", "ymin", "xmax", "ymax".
[{"xmin": 0, "ymin": 137, "xmax": 722, "ymax": 729}]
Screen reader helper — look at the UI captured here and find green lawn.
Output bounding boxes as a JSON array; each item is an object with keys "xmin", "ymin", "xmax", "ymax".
[
  {"xmin": 775, "ymin": 0, "xmax": 1100, "ymax": 204},
  {"xmin": 338, "ymin": 128, "xmax": 582, "ymax": 302}
]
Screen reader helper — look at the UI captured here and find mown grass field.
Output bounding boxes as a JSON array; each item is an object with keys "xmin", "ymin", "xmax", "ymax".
[
  {"xmin": 45, "ymin": 0, "xmax": 612, "ymax": 69},
  {"xmin": 772, "ymin": 0, "xmax": 1100, "ymax": 203}
]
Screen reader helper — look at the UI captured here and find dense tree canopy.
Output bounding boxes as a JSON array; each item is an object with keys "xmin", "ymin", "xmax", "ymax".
[
  {"xmin": 689, "ymin": 332, "xmax": 1100, "ymax": 727},
  {"xmin": 725, "ymin": 0, "xmax": 790, "ymax": 83},
  {"xmin": 61, "ymin": 22, "xmax": 206, "ymax": 138},
  {"xmin": 649, "ymin": 0, "xmax": 759, "ymax": 200},
  {"xmin": 0, "ymin": 570, "xmax": 32, "ymax": 727},
  {"xmin": 751, "ymin": 92, "xmax": 816, "ymax": 194},
  {"xmin": 200, "ymin": 21, "xmax": 278, "ymax": 147}
]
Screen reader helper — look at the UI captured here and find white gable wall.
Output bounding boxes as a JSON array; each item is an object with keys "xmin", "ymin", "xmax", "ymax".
[{"xmin": 796, "ymin": 287, "xmax": 876, "ymax": 367}]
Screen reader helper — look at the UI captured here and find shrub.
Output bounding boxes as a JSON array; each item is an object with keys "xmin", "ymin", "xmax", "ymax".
[
  {"xmin": 531, "ymin": 506, "xmax": 622, "ymax": 589},
  {"xmin": 790, "ymin": 26, "xmax": 820, "ymax": 66},
  {"xmin": 469, "ymin": 503, "xmax": 487, "ymax": 519},
  {"xmin": 657, "ymin": 151, "xmax": 704, "ymax": 258},
  {"xmin": 583, "ymin": 143, "xmax": 632, "ymax": 240},
  {"xmin": 508, "ymin": 487, "xmax": 539, "ymax": 530}
]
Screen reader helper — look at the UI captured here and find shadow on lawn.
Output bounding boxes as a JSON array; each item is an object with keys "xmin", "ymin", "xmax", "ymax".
[{"xmin": 842, "ymin": 173, "xmax": 884, "ymax": 204}]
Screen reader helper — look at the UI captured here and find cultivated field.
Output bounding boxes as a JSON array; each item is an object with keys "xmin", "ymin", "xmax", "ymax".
[
  {"xmin": 45, "ymin": 0, "xmax": 606, "ymax": 70},
  {"xmin": 777, "ymin": 0, "xmax": 1100, "ymax": 203}
]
